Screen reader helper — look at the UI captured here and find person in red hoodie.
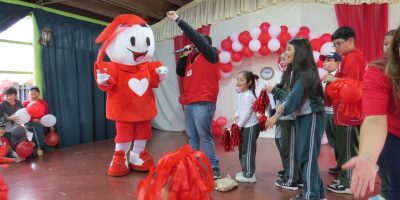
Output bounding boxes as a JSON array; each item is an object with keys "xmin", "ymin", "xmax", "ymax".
[
  {"xmin": 325, "ymin": 27, "xmax": 368, "ymax": 194},
  {"xmin": 167, "ymin": 11, "xmax": 221, "ymax": 179}
]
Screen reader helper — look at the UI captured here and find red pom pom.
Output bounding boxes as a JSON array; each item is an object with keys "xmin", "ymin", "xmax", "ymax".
[
  {"xmin": 221, "ymin": 128, "xmax": 234, "ymax": 152},
  {"xmin": 252, "ymin": 90, "xmax": 270, "ymax": 115},
  {"xmin": 258, "ymin": 115, "xmax": 268, "ymax": 131},
  {"xmin": 230, "ymin": 123, "xmax": 241, "ymax": 147}
]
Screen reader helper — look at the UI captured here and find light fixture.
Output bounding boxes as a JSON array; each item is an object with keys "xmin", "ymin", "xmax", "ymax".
[{"xmin": 39, "ymin": 27, "xmax": 53, "ymax": 46}]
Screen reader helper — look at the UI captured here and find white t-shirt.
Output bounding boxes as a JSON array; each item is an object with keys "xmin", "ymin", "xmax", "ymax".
[
  {"xmin": 235, "ymin": 90, "xmax": 259, "ymax": 128},
  {"xmin": 323, "ymin": 71, "xmax": 336, "ymax": 114}
]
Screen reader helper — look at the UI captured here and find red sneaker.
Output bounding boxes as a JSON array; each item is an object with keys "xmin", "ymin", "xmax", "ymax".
[
  {"xmin": 108, "ymin": 150, "xmax": 130, "ymax": 177},
  {"xmin": 129, "ymin": 151, "xmax": 155, "ymax": 171}
]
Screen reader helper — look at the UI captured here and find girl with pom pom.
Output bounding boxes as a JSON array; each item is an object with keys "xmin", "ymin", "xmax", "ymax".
[{"xmin": 234, "ymin": 71, "xmax": 261, "ymax": 183}]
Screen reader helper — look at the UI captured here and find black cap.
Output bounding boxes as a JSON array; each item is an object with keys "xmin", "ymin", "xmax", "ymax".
[
  {"xmin": 28, "ymin": 86, "xmax": 40, "ymax": 92},
  {"xmin": 0, "ymin": 122, "xmax": 5, "ymax": 128},
  {"xmin": 319, "ymin": 52, "xmax": 342, "ymax": 62}
]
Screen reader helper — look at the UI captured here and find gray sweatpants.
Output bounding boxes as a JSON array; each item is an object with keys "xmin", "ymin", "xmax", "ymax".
[{"xmin": 239, "ymin": 123, "xmax": 260, "ymax": 178}]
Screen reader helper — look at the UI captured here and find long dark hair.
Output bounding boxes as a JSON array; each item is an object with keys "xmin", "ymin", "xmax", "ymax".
[
  {"xmin": 239, "ymin": 71, "xmax": 259, "ymax": 97},
  {"xmin": 387, "ymin": 25, "xmax": 400, "ymax": 99},
  {"xmin": 277, "ymin": 63, "xmax": 293, "ymax": 90},
  {"xmin": 287, "ymin": 38, "xmax": 324, "ymax": 99}
]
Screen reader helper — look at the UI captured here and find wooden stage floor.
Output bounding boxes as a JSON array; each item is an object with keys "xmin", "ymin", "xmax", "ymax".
[{"xmin": 1, "ymin": 129, "xmax": 379, "ymax": 200}]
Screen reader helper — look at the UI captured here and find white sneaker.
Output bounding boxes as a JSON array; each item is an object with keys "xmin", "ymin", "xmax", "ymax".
[
  {"xmin": 235, "ymin": 173, "xmax": 256, "ymax": 183},
  {"xmin": 235, "ymin": 171, "xmax": 242, "ymax": 178}
]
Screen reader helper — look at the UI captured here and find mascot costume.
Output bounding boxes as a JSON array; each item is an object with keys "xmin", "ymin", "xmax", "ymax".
[{"xmin": 94, "ymin": 14, "xmax": 168, "ymax": 177}]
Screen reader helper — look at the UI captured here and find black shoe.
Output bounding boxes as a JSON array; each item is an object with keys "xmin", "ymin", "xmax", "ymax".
[
  {"xmin": 275, "ymin": 178, "xmax": 299, "ymax": 191},
  {"xmin": 213, "ymin": 168, "xmax": 221, "ymax": 179},
  {"xmin": 290, "ymin": 194, "xmax": 304, "ymax": 200},
  {"xmin": 328, "ymin": 166, "xmax": 341, "ymax": 174},
  {"xmin": 277, "ymin": 170, "xmax": 286, "ymax": 179},
  {"xmin": 297, "ymin": 180, "xmax": 303, "ymax": 188},
  {"xmin": 326, "ymin": 183, "xmax": 352, "ymax": 194}
]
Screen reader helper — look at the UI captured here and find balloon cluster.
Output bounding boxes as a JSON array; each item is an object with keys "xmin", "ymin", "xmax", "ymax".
[
  {"xmin": 218, "ymin": 22, "xmax": 335, "ymax": 78},
  {"xmin": 326, "ymin": 79, "xmax": 362, "ymax": 119},
  {"xmin": 14, "ymin": 105, "xmax": 57, "ymax": 127},
  {"xmin": 211, "ymin": 116, "xmax": 227, "ymax": 136}
]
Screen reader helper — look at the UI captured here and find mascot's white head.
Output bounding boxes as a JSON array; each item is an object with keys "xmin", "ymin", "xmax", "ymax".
[{"xmin": 96, "ymin": 14, "xmax": 155, "ymax": 66}]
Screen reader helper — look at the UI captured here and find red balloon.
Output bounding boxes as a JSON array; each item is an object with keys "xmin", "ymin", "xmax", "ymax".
[
  {"xmin": 0, "ymin": 80, "xmax": 13, "ymax": 90},
  {"xmin": 16, "ymin": 141, "xmax": 34, "ymax": 158},
  {"xmin": 220, "ymin": 63, "xmax": 233, "ymax": 73},
  {"xmin": 320, "ymin": 33, "xmax": 332, "ymax": 43},
  {"xmin": 0, "ymin": 138, "xmax": 10, "ymax": 157},
  {"xmin": 221, "ymin": 38, "xmax": 233, "ymax": 51},
  {"xmin": 45, "ymin": 131, "xmax": 59, "ymax": 147},
  {"xmin": 340, "ymin": 83, "xmax": 362, "ymax": 103},
  {"xmin": 317, "ymin": 60, "xmax": 324, "ymax": 68},
  {"xmin": 259, "ymin": 45, "xmax": 270, "ymax": 56},
  {"xmin": 299, "ymin": 26, "xmax": 310, "ymax": 34},
  {"xmin": 258, "ymin": 32, "xmax": 270, "ymax": 45},
  {"xmin": 259, "ymin": 22, "xmax": 270, "ymax": 32},
  {"xmin": 238, "ymin": 31, "xmax": 251, "ymax": 46},
  {"xmin": 27, "ymin": 102, "xmax": 45, "ymax": 118},
  {"xmin": 212, "ymin": 120, "xmax": 219, "ymax": 129},
  {"xmin": 217, "ymin": 117, "xmax": 227, "ymax": 127},
  {"xmin": 296, "ymin": 31, "xmax": 309, "ymax": 39},
  {"xmin": 280, "ymin": 25, "xmax": 288, "ymax": 33},
  {"xmin": 277, "ymin": 45, "xmax": 286, "ymax": 55},
  {"xmin": 231, "ymin": 52, "xmax": 242, "ymax": 62},
  {"xmin": 212, "ymin": 127, "xmax": 222, "ymax": 136},
  {"xmin": 278, "ymin": 32, "xmax": 291, "ymax": 46},
  {"xmin": 241, "ymin": 46, "xmax": 253, "ymax": 57},
  {"xmin": 310, "ymin": 39, "xmax": 323, "ymax": 51}
]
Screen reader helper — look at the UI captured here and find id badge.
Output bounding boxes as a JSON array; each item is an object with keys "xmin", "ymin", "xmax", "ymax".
[{"xmin": 186, "ymin": 69, "xmax": 192, "ymax": 77}]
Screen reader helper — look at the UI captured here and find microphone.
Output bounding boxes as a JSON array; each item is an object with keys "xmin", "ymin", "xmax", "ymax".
[{"xmin": 173, "ymin": 44, "xmax": 194, "ymax": 54}]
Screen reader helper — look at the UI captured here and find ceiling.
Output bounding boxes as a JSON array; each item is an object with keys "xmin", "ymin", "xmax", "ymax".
[{"xmin": 21, "ymin": 0, "xmax": 194, "ymax": 25}]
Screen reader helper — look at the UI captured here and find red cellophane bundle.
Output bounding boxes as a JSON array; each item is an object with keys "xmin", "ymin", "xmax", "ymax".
[
  {"xmin": 252, "ymin": 90, "xmax": 270, "ymax": 114},
  {"xmin": 221, "ymin": 128, "xmax": 234, "ymax": 152},
  {"xmin": 136, "ymin": 145, "xmax": 214, "ymax": 200},
  {"xmin": 230, "ymin": 123, "xmax": 241, "ymax": 147},
  {"xmin": 258, "ymin": 115, "xmax": 268, "ymax": 131}
]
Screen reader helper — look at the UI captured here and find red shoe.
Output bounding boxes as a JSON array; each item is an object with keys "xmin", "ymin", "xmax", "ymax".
[
  {"xmin": 108, "ymin": 150, "xmax": 130, "ymax": 177},
  {"xmin": 129, "ymin": 151, "xmax": 155, "ymax": 171}
]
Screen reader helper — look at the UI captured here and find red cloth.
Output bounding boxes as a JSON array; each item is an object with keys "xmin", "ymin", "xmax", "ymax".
[
  {"xmin": 173, "ymin": 25, "xmax": 211, "ymax": 100},
  {"xmin": 335, "ymin": 4, "xmax": 388, "ymax": 62},
  {"xmin": 22, "ymin": 99, "xmax": 49, "ymax": 121},
  {"xmin": 180, "ymin": 54, "xmax": 220, "ymax": 104},
  {"xmin": 115, "ymin": 120, "xmax": 152, "ymax": 142},
  {"xmin": 94, "ymin": 61, "xmax": 161, "ymax": 122},
  {"xmin": 362, "ymin": 67, "xmax": 400, "ymax": 137},
  {"xmin": 333, "ymin": 49, "xmax": 367, "ymax": 126}
]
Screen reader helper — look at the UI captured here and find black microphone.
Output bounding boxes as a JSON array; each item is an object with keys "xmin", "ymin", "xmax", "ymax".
[{"xmin": 173, "ymin": 45, "xmax": 194, "ymax": 54}]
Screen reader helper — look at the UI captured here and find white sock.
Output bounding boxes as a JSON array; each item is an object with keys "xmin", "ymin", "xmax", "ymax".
[
  {"xmin": 132, "ymin": 140, "xmax": 146, "ymax": 154},
  {"xmin": 115, "ymin": 142, "xmax": 132, "ymax": 154}
]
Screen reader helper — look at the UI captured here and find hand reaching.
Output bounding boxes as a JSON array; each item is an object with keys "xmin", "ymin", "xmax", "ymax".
[
  {"xmin": 166, "ymin": 11, "xmax": 179, "ymax": 21},
  {"xmin": 96, "ymin": 68, "xmax": 110, "ymax": 85},
  {"xmin": 156, "ymin": 66, "xmax": 169, "ymax": 81},
  {"xmin": 265, "ymin": 115, "xmax": 278, "ymax": 129}
]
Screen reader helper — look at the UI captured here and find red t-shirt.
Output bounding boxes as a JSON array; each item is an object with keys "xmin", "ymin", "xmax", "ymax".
[
  {"xmin": 333, "ymin": 49, "xmax": 367, "ymax": 126},
  {"xmin": 363, "ymin": 67, "xmax": 400, "ymax": 137},
  {"xmin": 22, "ymin": 99, "xmax": 49, "ymax": 121}
]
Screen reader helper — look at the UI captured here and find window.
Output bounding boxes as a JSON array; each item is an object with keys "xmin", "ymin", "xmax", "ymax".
[{"xmin": 0, "ymin": 16, "xmax": 34, "ymax": 86}]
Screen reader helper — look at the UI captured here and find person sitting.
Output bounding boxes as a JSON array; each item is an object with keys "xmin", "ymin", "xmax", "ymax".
[
  {"xmin": 23, "ymin": 86, "xmax": 54, "ymax": 152},
  {"xmin": 1, "ymin": 87, "xmax": 23, "ymax": 132}
]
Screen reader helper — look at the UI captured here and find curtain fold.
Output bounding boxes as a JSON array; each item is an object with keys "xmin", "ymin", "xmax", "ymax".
[
  {"xmin": 0, "ymin": 2, "xmax": 31, "ymax": 33},
  {"xmin": 335, "ymin": 3, "xmax": 388, "ymax": 61},
  {"xmin": 173, "ymin": 24, "xmax": 211, "ymax": 100},
  {"xmin": 34, "ymin": 10, "xmax": 115, "ymax": 147}
]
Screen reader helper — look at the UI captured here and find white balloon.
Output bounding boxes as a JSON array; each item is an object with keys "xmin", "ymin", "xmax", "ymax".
[
  {"xmin": 15, "ymin": 108, "xmax": 31, "ymax": 125},
  {"xmin": 288, "ymin": 26, "xmax": 299, "ymax": 37},
  {"xmin": 220, "ymin": 70, "xmax": 233, "ymax": 78},
  {"xmin": 313, "ymin": 51, "xmax": 321, "ymax": 63},
  {"xmin": 232, "ymin": 41, "xmax": 243, "ymax": 52},
  {"xmin": 249, "ymin": 39, "xmax": 261, "ymax": 52},
  {"xmin": 219, "ymin": 51, "xmax": 231, "ymax": 64},
  {"xmin": 268, "ymin": 25, "xmax": 281, "ymax": 38},
  {"xmin": 320, "ymin": 42, "xmax": 335, "ymax": 55},
  {"xmin": 230, "ymin": 32, "xmax": 239, "ymax": 41},
  {"xmin": 232, "ymin": 61, "xmax": 242, "ymax": 67},
  {"xmin": 268, "ymin": 38, "xmax": 281, "ymax": 52},
  {"xmin": 40, "ymin": 114, "xmax": 57, "ymax": 127},
  {"xmin": 309, "ymin": 32, "xmax": 320, "ymax": 40},
  {"xmin": 318, "ymin": 68, "xmax": 328, "ymax": 81},
  {"xmin": 250, "ymin": 27, "xmax": 261, "ymax": 39}
]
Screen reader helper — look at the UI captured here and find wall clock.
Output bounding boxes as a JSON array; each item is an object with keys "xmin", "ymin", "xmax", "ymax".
[{"xmin": 260, "ymin": 67, "xmax": 274, "ymax": 80}]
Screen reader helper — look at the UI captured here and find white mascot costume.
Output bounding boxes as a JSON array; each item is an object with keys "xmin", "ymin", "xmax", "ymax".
[{"xmin": 94, "ymin": 14, "xmax": 168, "ymax": 176}]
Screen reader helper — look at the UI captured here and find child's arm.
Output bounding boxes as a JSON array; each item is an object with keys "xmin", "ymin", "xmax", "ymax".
[
  {"xmin": 237, "ymin": 94, "xmax": 255, "ymax": 127},
  {"xmin": 281, "ymin": 76, "xmax": 305, "ymax": 115}
]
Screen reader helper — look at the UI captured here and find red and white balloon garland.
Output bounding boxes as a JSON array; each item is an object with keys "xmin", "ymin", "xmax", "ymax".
[{"xmin": 218, "ymin": 22, "xmax": 335, "ymax": 77}]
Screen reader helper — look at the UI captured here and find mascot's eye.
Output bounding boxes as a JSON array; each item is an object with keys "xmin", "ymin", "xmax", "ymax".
[
  {"xmin": 146, "ymin": 37, "xmax": 150, "ymax": 46},
  {"xmin": 130, "ymin": 37, "xmax": 135, "ymax": 46}
]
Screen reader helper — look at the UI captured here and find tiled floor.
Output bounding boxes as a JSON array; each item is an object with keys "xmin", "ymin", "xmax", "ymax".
[{"xmin": 0, "ymin": 129, "xmax": 379, "ymax": 200}]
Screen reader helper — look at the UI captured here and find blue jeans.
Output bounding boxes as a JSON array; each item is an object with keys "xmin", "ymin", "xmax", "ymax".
[
  {"xmin": 382, "ymin": 134, "xmax": 400, "ymax": 200},
  {"xmin": 184, "ymin": 102, "xmax": 219, "ymax": 169}
]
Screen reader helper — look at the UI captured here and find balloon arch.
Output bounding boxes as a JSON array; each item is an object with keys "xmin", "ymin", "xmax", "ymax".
[{"xmin": 217, "ymin": 22, "xmax": 335, "ymax": 78}]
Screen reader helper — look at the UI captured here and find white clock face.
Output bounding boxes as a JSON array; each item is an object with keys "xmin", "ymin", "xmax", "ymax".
[{"xmin": 260, "ymin": 67, "xmax": 274, "ymax": 80}]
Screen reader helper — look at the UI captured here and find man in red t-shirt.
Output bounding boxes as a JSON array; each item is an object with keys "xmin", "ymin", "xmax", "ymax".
[{"xmin": 325, "ymin": 27, "xmax": 368, "ymax": 194}]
